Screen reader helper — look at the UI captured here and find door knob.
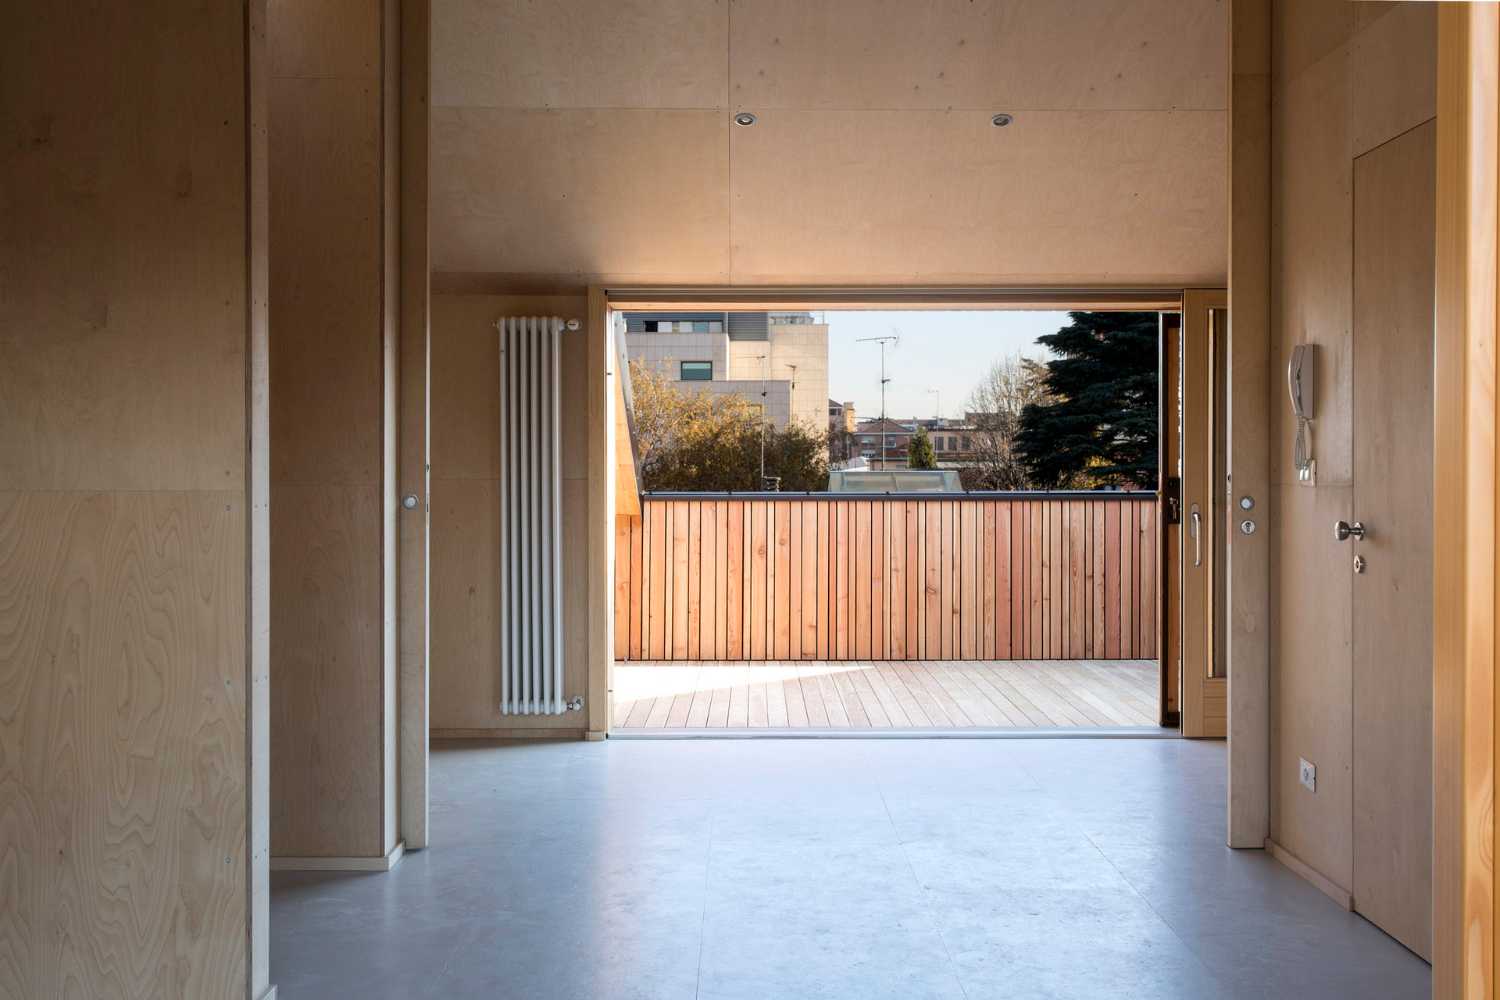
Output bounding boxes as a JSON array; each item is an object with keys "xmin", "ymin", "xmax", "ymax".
[{"xmin": 1333, "ymin": 520, "xmax": 1365, "ymax": 542}]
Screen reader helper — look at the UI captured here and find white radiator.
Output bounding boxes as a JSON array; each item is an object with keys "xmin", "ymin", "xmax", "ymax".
[{"xmin": 497, "ymin": 316, "xmax": 566, "ymax": 715}]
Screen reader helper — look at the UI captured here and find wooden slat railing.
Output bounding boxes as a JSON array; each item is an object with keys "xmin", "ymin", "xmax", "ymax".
[{"xmin": 614, "ymin": 494, "xmax": 1159, "ymax": 662}]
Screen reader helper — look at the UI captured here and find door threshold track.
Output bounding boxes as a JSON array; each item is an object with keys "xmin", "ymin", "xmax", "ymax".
[{"xmin": 608, "ymin": 726, "xmax": 1177, "ymax": 741}]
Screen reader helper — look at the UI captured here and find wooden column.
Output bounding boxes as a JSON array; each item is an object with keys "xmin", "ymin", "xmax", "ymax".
[
  {"xmin": 1434, "ymin": 6, "xmax": 1498, "ymax": 994},
  {"xmin": 1226, "ymin": 0, "xmax": 1271, "ymax": 849},
  {"xmin": 398, "ymin": 0, "xmax": 431, "ymax": 850},
  {"xmin": 587, "ymin": 286, "xmax": 613, "ymax": 737},
  {"xmin": 268, "ymin": 0, "xmax": 403, "ymax": 869}
]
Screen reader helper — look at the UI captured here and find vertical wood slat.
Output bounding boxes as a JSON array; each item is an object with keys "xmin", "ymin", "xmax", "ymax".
[
  {"xmin": 613, "ymin": 496, "xmax": 1158, "ymax": 663},
  {"xmin": 775, "ymin": 502, "xmax": 792, "ymax": 659}
]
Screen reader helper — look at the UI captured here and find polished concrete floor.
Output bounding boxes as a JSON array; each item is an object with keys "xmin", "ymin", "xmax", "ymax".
[{"xmin": 271, "ymin": 738, "xmax": 1430, "ymax": 999}]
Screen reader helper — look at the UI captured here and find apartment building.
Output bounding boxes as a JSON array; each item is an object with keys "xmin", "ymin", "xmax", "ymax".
[
  {"xmin": 852, "ymin": 417, "xmax": 979, "ymax": 469},
  {"xmin": 624, "ymin": 311, "xmax": 828, "ymax": 429}
]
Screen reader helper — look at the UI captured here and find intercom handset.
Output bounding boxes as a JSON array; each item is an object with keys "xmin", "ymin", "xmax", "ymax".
[{"xmin": 1288, "ymin": 344, "xmax": 1315, "ymax": 482}]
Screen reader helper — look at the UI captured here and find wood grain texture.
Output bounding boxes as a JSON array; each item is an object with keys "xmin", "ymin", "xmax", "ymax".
[
  {"xmin": 268, "ymin": 0, "xmax": 397, "ymax": 862},
  {"xmin": 398, "ymin": 0, "xmax": 433, "ymax": 853},
  {"xmin": 1433, "ymin": 7, "xmax": 1496, "ymax": 994},
  {"xmin": 1350, "ymin": 118, "xmax": 1435, "ymax": 961},
  {"xmin": 613, "ymin": 659, "xmax": 1159, "ymax": 730},
  {"xmin": 0, "ymin": 493, "xmax": 248, "ymax": 999},
  {"xmin": 586, "ymin": 285, "xmax": 610, "ymax": 734},
  {"xmin": 730, "ymin": 0, "xmax": 1225, "ymax": 112},
  {"xmin": 616, "ymin": 497, "xmax": 1159, "ymax": 662},
  {"xmin": 1264, "ymin": 0, "xmax": 1441, "ymax": 922},
  {"xmin": 0, "ymin": 3, "xmax": 261, "ymax": 994},
  {"xmin": 428, "ymin": 2, "xmax": 1227, "ymax": 287},
  {"xmin": 427, "ymin": 294, "xmax": 595, "ymax": 736},
  {"xmin": 427, "ymin": 477, "xmax": 590, "ymax": 733},
  {"xmin": 0, "ymin": 13, "xmax": 250, "ymax": 495},
  {"xmin": 270, "ymin": 484, "xmax": 384, "ymax": 857},
  {"xmin": 433, "ymin": 0, "xmax": 727, "ymax": 110}
]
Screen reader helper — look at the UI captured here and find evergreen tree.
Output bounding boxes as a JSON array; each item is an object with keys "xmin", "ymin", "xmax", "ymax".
[
  {"xmin": 1015, "ymin": 312, "xmax": 1159, "ymax": 488},
  {"xmin": 908, "ymin": 426, "xmax": 937, "ymax": 469}
]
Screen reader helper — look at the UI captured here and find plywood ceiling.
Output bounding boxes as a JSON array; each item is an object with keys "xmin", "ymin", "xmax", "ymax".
[{"xmin": 431, "ymin": 0, "xmax": 1228, "ymax": 287}]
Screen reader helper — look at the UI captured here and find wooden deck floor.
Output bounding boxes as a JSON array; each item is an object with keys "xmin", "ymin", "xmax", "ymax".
[{"xmin": 612, "ymin": 660, "xmax": 1161, "ymax": 731}]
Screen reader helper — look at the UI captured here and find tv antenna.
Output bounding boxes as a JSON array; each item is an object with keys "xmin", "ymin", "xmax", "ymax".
[{"xmin": 856, "ymin": 333, "xmax": 900, "ymax": 466}]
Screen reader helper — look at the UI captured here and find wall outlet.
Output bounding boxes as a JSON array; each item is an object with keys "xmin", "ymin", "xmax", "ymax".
[{"xmin": 1298, "ymin": 757, "xmax": 1317, "ymax": 793}]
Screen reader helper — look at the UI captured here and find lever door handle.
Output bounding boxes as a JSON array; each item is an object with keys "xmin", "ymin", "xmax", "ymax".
[
  {"xmin": 1190, "ymin": 505, "xmax": 1202, "ymax": 567},
  {"xmin": 1333, "ymin": 520, "xmax": 1365, "ymax": 542}
]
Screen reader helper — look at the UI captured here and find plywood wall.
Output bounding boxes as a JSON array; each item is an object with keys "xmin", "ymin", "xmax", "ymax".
[
  {"xmin": 1265, "ymin": 0, "xmax": 1436, "ymax": 895},
  {"xmin": 268, "ymin": 0, "xmax": 395, "ymax": 860},
  {"xmin": 428, "ymin": 294, "xmax": 593, "ymax": 737},
  {"xmin": 429, "ymin": 0, "xmax": 1229, "ymax": 288},
  {"xmin": 0, "ymin": 3, "xmax": 259, "ymax": 996}
]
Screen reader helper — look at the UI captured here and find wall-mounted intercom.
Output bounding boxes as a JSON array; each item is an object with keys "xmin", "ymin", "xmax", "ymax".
[{"xmin": 1288, "ymin": 344, "xmax": 1316, "ymax": 482}]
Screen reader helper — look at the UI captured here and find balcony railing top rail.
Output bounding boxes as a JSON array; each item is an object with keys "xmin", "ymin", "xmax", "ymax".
[{"xmin": 638, "ymin": 489, "xmax": 1157, "ymax": 502}]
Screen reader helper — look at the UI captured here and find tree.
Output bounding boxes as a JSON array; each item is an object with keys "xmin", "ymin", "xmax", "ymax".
[
  {"xmin": 907, "ymin": 426, "xmax": 936, "ymax": 469},
  {"xmin": 1014, "ymin": 312, "xmax": 1159, "ymax": 489},
  {"xmin": 962, "ymin": 355, "xmax": 1050, "ymax": 490},
  {"xmin": 628, "ymin": 360, "xmax": 830, "ymax": 491}
]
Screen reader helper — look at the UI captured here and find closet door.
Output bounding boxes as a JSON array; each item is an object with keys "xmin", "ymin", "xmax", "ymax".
[{"xmin": 1350, "ymin": 119, "xmax": 1435, "ymax": 961}]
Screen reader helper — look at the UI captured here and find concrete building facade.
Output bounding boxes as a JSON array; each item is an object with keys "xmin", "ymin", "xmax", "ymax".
[{"xmin": 624, "ymin": 312, "xmax": 828, "ymax": 430}]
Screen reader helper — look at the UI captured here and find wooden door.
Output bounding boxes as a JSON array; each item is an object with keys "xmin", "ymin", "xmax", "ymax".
[
  {"xmin": 1351, "ymin": 119, "xmax": 1435, "ymax": 960},
  {"xmin": 1180, "ymin": 290, "xmax": 1227, "ymax": 738}
]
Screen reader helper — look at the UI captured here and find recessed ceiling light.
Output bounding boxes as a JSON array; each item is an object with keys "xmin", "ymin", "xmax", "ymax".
[
  {"xmin": 734, "ymin": 112, "xmax": 758, "ymax": 127},
  {"xmin": 991, "ymin": 113, "xmax": 1014, "ymax": 127}
]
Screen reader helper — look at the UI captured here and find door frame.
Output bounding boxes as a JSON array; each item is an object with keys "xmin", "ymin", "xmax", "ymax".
[
  {"xmin": 1180, "ymin": 289, "xmax": 1229, "ymax": 739},
  {"xmin": 598, "ymin": 285, "xmax": 1192, "ymax": 737}
]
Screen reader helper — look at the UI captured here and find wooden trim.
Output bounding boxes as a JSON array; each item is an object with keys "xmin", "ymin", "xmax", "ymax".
[
  {"xmin": 586, "ymin": 287, "xmax": 612, "ymax": 735},
  {"xmin": 397, "ymin": 0, "xmax": 431, "ymax": 853},
  {"xmin": 1266, "ymin": 839, "xmax": 1353, "ymax": 912},
  {"xmin": 271, "ymin": 842, "xmax": 406, "ymax": 873},
  {"xmin": 1434, "ymin": 7, "xmax": 1498, "ymax": 996},
  {"xmin": 602, "ymin": 286, "xmax": 1184, "ymax": 313},
  {"xmin": 431, "ymin": 728, "xmax": 589, "ymax": 741},
  {"xmin": 378, "ymin": 0, "xmax": 402, "ymax": 860},
  {"xmin": 245, "ymin": 3, "xmax": 271, "ymax": 997}
]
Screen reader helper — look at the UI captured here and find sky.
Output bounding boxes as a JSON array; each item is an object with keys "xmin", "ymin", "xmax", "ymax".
[{"xmin": 825, "ymin": 310, "xmax": 1069, "ymax": 421}]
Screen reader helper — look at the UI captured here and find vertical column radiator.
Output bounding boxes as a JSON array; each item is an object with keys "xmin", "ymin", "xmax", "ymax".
[{"xmin": 497, "ymin": 316, "xmax": 571, "ymax": 715}]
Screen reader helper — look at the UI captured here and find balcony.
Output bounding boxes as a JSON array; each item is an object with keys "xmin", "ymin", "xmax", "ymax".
[{"xmin": 613, "ymin": 492, "xmax": 1161, "ymax": 730}]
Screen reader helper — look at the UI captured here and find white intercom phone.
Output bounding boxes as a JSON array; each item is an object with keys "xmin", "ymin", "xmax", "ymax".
[{"xmin": 1288, "ymin": 344, "xmax": 1315, "ymax": 481}]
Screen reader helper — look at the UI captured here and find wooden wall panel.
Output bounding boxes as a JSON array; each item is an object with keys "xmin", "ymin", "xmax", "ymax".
[
  {"xmin": 0, "ymin": 495, "xmax": 249, "ymax": 998},
  {"xmin": 1264, "ymin": 0, "xmax": 1437, "ymax": 903},
  {"xmin": 426, "ymin": 293, "xmax": 594, "ymax": 736},
  {"xmin": 268, "ymin": 0, "xmax": 399, "ymax": 862},
  {"xmin": 0, "ymin": 3, "xmax": 260, "ymax": 993},
  {"xmin": 616, "ymin": 497, "xmax": 1158, "ymax": 662},
  {"xmin": 270, "ymin": 484, "xmax": 384, "ymax": 856},
  {"xmin": 428, "ymin": 477, "xmax": 590, "ymax": 733}
]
